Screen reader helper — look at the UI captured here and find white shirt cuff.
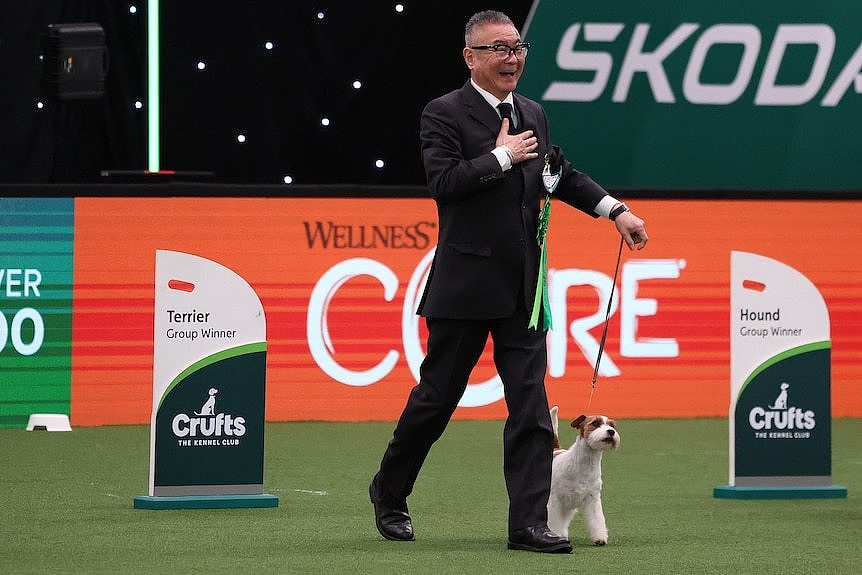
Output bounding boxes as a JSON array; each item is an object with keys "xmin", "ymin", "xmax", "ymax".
[
  {"xmin": 594, "ymin": 195, "xmax": 621, "ymax": 219},
  {"xmin": 492, "ymin": 146, "xmax": 513, "ymax": 171}
]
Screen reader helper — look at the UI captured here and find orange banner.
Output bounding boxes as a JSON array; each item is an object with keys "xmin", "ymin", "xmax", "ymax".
[{"xmin": 71, "ymin": 198, "xmax": 862, "ymax": 425}]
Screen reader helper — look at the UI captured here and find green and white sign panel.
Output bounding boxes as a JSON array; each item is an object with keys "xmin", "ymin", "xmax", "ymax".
[
  {"xmin": 520, "ymin": 1, "xmax": 862, "ymax": 190},
  {"xmin": 0, "ymin": 198, "xmax": 74, "ymax": 429},
  {"xmin": 714, "ymin": 251, "xmax": 846, "ymax": 499},
  {"xmin": 135, "ymin": 250, "xmax": 277, "ymax": 509}
]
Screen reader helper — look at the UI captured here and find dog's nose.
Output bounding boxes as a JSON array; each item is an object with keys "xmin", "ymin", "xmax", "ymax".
[{"xmin": 607, "ymin": 429, "xmax": 615, "ymax": 437}]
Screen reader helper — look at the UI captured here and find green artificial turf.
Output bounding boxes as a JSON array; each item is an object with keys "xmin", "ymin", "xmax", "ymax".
[{"xmin": 1, "ymin": 418, "xmax": 859, "ymax": 574}]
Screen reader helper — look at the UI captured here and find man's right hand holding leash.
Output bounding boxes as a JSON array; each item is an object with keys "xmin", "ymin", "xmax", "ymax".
[{"xmin": 615, "ymin": 211, "xmax": 649, "ymax": 251}]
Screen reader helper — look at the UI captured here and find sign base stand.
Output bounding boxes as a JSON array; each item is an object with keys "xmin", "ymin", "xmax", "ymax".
[
  {"xmin": 133, "ymin": 494, "xmax": 279, "ymax": 510},
  {"xmin": 713, "ymin": 485, "xmax": 847, "ymax": 500}
]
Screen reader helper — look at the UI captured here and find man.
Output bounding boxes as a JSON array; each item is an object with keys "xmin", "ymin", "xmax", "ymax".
[{"xmin": 369, "ymin": 10, "xmax": 648, "ymax": 553}]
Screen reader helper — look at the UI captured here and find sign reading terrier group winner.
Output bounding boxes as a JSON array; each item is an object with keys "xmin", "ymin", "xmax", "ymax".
[
  {"xmin": 714, "ymin": 252, "xmax": 846, "ymax": 499},
  {"xmin": 134, "ymin": 251, "xmax": 278, "ymax": 509}
]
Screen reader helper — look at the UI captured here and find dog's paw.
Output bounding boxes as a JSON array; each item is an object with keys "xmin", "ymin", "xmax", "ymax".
[{"xmin": 591, "ymin": 532, "xmax": 608, "ymax": 546}]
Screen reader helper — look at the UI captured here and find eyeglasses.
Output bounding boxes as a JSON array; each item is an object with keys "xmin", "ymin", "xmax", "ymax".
[{"xmin": 469, "ymin": 42, "xmax": 531, "ymax": 59}]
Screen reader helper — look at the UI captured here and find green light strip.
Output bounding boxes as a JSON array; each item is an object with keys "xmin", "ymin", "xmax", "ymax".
[{"xmin": 148, "ymin": 0, "xmax": 160, "ymax": 171}]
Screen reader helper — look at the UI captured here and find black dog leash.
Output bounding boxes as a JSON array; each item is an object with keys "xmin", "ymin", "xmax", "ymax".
[{"xmin": 586, "ymin": 236, "xmax": 625, "ymax": 412}]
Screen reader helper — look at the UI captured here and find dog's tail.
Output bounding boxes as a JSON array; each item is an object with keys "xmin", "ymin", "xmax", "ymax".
[{"xmin": 550, "ymin": 405, "xmax": 560, "ymax": 450}]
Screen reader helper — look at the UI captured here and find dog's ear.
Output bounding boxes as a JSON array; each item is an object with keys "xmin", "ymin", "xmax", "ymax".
[{"xmin": 571, "ymin": 415, "xmax": 587, "ymax": 429}]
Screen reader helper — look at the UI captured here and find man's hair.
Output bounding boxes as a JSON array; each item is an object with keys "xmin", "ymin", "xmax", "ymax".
[{"xmin": 464, "ymin": 10, "xmax": 515, "ymax": 46}]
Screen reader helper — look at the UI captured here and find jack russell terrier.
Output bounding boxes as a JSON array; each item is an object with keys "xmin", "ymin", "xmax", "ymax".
[{"xmin": 547, "ymin": 405, "xmax": 620, "ymax": 546}]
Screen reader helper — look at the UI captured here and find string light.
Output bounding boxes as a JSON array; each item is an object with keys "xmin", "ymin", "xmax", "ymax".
[
  {"xmin": 129, "ymin": 5, "xmax": 138, "ymax": 15},
  {"xmin": 134, "ymin": 100, "xmax": 143, "ymax": 109},
  {"xmin": 147, "ymin": 4, "xmax": 432, "ymax": 183}
]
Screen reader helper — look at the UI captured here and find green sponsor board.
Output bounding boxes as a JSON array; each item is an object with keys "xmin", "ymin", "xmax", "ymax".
[
  {"xmin": 0, "ymin": 198, "xmax": 74, "ymax": 429},
  {"xmin": 520, "ymin": 0, "xmax": 862, "ymax": 190}
]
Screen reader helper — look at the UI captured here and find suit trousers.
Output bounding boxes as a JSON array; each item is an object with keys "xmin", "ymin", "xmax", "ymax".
[{"xmin": 373, "ymin": 299, "xmax": 554, "ymax": 531}]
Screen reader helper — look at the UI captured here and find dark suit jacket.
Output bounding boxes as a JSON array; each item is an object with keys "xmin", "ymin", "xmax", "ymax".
[{"xmin": 416, "ymin": 81, "xmax": 609, "ymax": 321}]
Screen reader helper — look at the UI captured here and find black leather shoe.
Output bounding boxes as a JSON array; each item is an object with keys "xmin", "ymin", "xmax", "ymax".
[
  {"xmin": 369, "ymin": 481, "xmax": 415, "ymax": 541},
  {"xmin": 508, "ymin": 525, "xmax": 572, "ymax": 553}
]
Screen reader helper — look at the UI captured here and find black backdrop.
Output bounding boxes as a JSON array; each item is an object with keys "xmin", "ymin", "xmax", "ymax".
[
  {"xmin": 0, "ymin": 1, "xmax": 532, "ymax": 185},
  {"xmin": 0, "ymin": 0, "xmax": 145, "ymax": 183}
]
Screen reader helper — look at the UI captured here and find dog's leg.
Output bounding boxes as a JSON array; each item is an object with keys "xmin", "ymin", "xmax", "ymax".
[
  {"xmin": 547, "ymin": 494, "xmax": 564, "ymax": 538},
  {"xmin": 581, "ymin": 494, "xmax": 608, "ymax": 546},
  {"xmin": 547, "ymin": 495, "xmax": 576, "ymax": 540}
]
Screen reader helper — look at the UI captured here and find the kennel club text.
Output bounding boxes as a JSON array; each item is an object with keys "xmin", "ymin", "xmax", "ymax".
[
  {"xmin": 165, "ymin": 308, "xmax": 237, "ymax": 340},
  {"xmin": 738, "ymin": 308, "xmax": 803, "ymax": 338},
  {"xmin": 749, "ymin": 382, "xmax": 816, "ymax": 440},
  {"xmin": 170, "ymin": 388, "xmax": 248, "ymax": 447},
  {"xmin": 172, "ymin": 411, "xmax": 247, "ymax": 447}
]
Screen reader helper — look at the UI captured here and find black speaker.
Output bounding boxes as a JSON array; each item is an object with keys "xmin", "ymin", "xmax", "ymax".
[{"xmin": 41, "ymin": 23, "xmax": 109, "ymax": 100}]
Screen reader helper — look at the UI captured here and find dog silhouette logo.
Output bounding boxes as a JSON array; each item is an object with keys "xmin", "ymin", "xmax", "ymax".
[
  {"xmin": 194, "ymin": 388, "xmax": 218, "ymax": 416},
  {"xmin": 769, "ymin": 382, "xmax": 790, "ymax": 410}
]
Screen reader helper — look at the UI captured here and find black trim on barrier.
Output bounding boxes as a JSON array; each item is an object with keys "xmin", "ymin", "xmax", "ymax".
[
  {"xmin": 611, "ymin": 188, "xmax": 862, "ymax": 200},
  {"xmin": 0, "ymin": 183, "xmax": 430, "ymax": 198},
  {"xmin": 0, "ymin": 184, "xmax": 860, "ymax": 199}
]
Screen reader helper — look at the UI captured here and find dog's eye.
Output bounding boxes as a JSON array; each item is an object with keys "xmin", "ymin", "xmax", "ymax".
[{"xmin": 591, "ymin": 421, "xmax": 601, "ymax": 428}]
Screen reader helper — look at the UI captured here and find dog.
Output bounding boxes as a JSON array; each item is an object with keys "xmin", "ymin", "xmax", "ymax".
[
  {"xmin": 195, "ymin": 388, "xmax": 218, "ymax": 416},
  {"xmin": 547, "ymin": 405, "xmax": 620, "ymax": 546},
  {"xmin": 769, "ymin": 382, "xmax": 790, "ymax": 409}
]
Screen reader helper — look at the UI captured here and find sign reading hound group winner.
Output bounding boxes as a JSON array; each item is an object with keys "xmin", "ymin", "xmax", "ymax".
[
  {"xmin": 134, "ymin": 251, "xmax": 277, "ymax": 509},
  {"xmin": 714, "ymin": 252, "xmax": 846, "ymax": 499}
]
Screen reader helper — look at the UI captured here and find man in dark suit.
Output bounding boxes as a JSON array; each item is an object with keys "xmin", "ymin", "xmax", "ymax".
[{"xmin": 370, "ymin": 10, "xmax": 648, "ymax": 553}]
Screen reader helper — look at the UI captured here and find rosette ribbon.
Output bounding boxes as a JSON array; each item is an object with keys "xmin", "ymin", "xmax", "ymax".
[{"xmin": 528, "ymin": 154, "xmax": 560, "ymax": 330}]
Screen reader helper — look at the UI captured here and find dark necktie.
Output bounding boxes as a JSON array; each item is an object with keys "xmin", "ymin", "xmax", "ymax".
[{"xmin": 497, "ymin": 102, "xmax": 517, "ymax": 134}]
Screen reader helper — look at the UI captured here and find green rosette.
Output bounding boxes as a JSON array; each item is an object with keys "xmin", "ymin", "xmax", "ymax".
[
  {"xmin": 528, "ymin": 154, "xmax": 560, "ymax": 330},
  {"xmin": 528, "ymin": 196, "xmax": 553, "ymax": 330}
]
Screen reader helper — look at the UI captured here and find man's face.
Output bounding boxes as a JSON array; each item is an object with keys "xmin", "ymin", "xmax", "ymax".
[{"xmin": 464, "ymin": 22, "xmax": 525, "ymax": 100}]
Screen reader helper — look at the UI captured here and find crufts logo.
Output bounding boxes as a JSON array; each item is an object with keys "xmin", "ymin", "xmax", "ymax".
[
  {"xmin": 171, "ymin": 387, "xmax": 246, "ymax": 439},
  {"xmin": 748, "ymin": 382, "xmax": 816, "ymax": 432}
]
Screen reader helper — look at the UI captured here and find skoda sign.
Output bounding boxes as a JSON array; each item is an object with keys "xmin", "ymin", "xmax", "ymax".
[{"xmin": 520, "ymin": 1, "xmax": 862, "ymax": 191}]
